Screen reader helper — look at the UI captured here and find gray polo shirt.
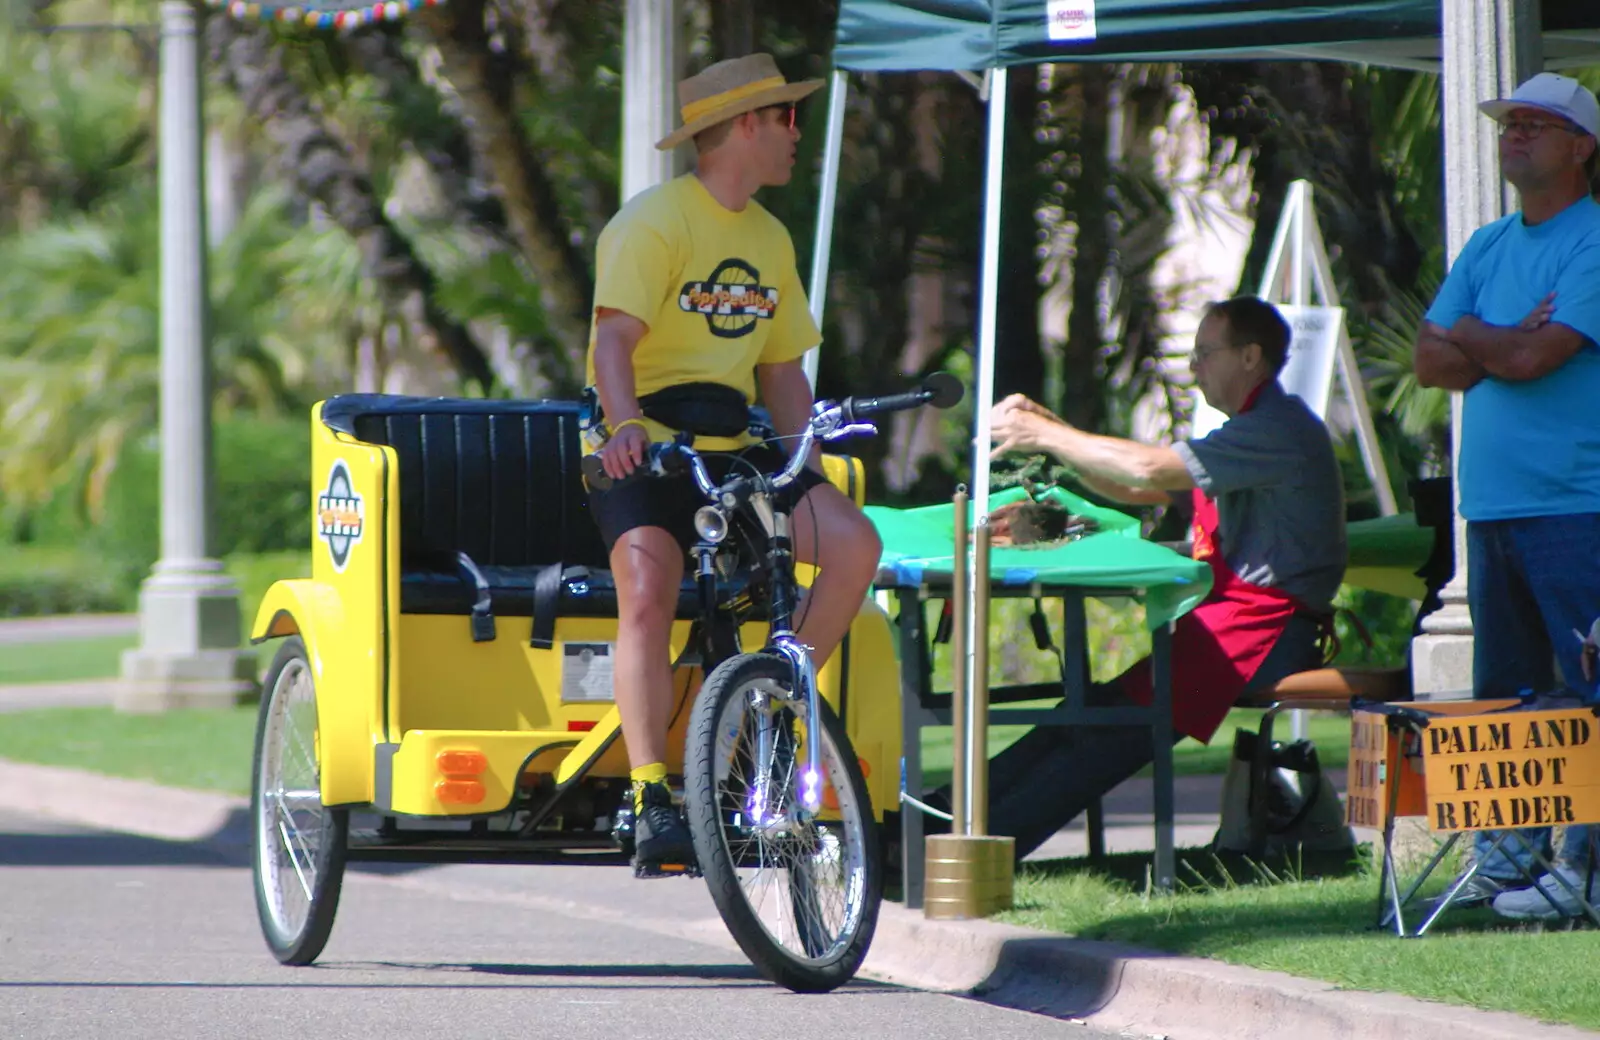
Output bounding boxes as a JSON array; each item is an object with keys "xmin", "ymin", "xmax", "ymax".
[{"xmin": 1172, "ymin": 380, "xmax": 1347, "ymax": 610}]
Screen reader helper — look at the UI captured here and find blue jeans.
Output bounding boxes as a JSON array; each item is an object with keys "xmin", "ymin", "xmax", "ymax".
[{"xmin": 1468, "ymin": 515, "xmax": 1600, "ymax": 878}]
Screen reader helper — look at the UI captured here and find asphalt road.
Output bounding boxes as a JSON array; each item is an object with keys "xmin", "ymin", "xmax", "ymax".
[{"xmin": 0, "ymin": 809, "xmax": 1125, "ymax": 1040}]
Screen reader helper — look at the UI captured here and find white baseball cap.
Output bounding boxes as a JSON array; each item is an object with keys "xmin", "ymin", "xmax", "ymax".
[{"xmin": 1480, "ymin": 72, "xmax": 1600, "ymax": 137}]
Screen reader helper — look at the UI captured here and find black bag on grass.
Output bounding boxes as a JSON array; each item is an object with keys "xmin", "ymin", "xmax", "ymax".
[{"xmin": 1213, "ymin": 729, "xmax": 1354, "ymax": 856}]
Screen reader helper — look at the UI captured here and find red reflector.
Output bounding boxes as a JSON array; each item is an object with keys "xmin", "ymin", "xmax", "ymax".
[{"xmin": 567, "ymin": 720, "xmax": 597, "ymax": 732}]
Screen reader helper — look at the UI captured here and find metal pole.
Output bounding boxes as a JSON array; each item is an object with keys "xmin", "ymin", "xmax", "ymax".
[
  {"xmin": 1414, "ymin": 0, "xmax": 1542, "ymax": 699},
  {"xmin": 804, "ymin": 69, "xmax": 850, "ymax": 388},
  {"xmin": 120, "ymin": 0, "xmax": 253, "ymax": 710},
  {"xmin": 950, "ymin": 488, "xmax": 970, "ymax": 835},
  {"xmin": 965, "ymin": 66, "xmax": 1008, "ymax": 815},
  {"xmin": 969, "ymin": 520, "xmax": 993, "ymax": 836}
]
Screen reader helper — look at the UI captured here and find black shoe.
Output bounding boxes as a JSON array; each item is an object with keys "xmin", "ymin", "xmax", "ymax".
[{"xmin": 632, "ymin": 782, "xmax": 699, "ymax": 879}]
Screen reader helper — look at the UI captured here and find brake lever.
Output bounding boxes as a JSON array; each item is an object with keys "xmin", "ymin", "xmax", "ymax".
[{"xmin": 821, "ymin": 421, "xmax": 877, "ymax": 442}]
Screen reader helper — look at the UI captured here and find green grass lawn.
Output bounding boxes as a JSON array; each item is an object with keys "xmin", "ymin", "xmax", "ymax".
[
  {"xmin": 918, "ymin": 707, "xmax": 1352, "ymax": 791},
  {"xmin": 1001, "ymin": 847, "xmax": 1600, "ymax": 1031},
  {"xmin": 0, "ymin": 634, "xmax": 138, "ymax": 685},
  {"xmin": 0, "ymin": 705, "xmax": 258, "ymax": 795}
]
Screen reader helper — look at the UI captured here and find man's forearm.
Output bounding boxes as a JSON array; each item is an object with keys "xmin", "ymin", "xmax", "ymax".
[
  {"xmin": 1414, "ymin": 328, "xmax": 1485, "ymax": 391},
  {"xmin": 1452, "ymin": 320, "xmax": 1582, "ymax": 382},
  {"xmin": 1072, "ymin": 469, "xmax": 1173, "ymax": 506},
  {"xmin": 592, "ymin": 334, "xmax": 642, "ymax": 423},
  {"xmin": 758, "ymin": 363, "xmax": 822, "ymax": 470},
  {"xmin": 1043, "ymin": 425, "xmax": 1183, "ymax": 491}
]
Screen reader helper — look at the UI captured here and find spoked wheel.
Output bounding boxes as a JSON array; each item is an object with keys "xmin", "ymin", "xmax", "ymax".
[
  {"xmin": 251, "ymin": 636, "xmax": 348, "ymax": 965},
  {"xmin": 685, "ymin": 652, "xmax": 881, "ymax": 993}
]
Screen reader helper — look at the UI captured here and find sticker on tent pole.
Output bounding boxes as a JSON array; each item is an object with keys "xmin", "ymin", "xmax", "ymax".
[{"xmin": 1047, "ymin": 0, "xmax": 1098, "ymax": 42}]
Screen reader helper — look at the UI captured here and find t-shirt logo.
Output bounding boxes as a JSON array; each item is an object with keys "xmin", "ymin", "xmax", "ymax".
[{"xmin": 679, "ymin": 258, "xmax": 778, "ymax": 339}]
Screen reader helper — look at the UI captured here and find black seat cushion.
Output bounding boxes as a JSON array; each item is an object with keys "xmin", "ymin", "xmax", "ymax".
[{"xmin": 321, "ymin": 395, "xmax": 741, "ymax": 623}]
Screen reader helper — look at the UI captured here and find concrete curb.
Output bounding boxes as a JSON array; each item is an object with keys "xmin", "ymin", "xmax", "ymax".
[
  {"xmin": 1, "ymin": 757, "xmax": 1594, "ymax": 1039},
  {"xmin": 864, "ymin": 902, "xmax": 1598, "ymax": 1039}
]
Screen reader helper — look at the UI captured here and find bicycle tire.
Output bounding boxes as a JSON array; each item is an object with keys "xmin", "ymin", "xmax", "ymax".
[
  {"xmin": 684, "ymin": 651, "xmax": 881, "ymax": 993},
  {"xmin": 251, "ymin": 636, "xmax": 348, "ymax": 966}
]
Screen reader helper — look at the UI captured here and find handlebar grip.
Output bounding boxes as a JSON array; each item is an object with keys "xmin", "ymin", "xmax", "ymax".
[
  {"xmin": 580, "ymin": 452, "xmax": 612, "ymax": 491},
  {"xmin": 840, "ymin": 372, "xmax": 965, "ymax": 423},
  {"xmin": 581, "ymin": 441, "xmax": 690, "ymax": 492}
]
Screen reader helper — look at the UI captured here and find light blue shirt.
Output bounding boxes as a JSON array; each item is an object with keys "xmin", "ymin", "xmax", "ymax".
[{"xmin": 1426, "ymin": 196, "xmax": 1600, "ymax": 520}]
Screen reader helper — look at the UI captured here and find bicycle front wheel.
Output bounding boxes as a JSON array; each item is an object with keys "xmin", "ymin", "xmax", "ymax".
[{"xmin": 684, "ymin": 652, "xmax": 881, "ymax": 993}]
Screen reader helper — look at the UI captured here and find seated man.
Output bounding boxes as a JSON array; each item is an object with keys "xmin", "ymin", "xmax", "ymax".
[
  {"xmin": 957, "ymin": 295, "xmax": 1348, "ymax": 860},
  {"xmin": 586, "ymin": 54, "xmax": 882, "ymax": 877}
]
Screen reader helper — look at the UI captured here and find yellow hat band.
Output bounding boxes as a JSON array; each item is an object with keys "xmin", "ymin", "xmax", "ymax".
[{"xmin": 679, "ymin": 76, "xmax": 787, "ymax": 125}]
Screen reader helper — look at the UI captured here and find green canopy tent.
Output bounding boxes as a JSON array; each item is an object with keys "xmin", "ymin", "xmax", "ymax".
[{"xmin": 805, "ymin": 0, "xmax": 1600, "ymax": 857}]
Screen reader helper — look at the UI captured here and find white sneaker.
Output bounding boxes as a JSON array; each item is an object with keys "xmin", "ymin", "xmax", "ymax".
[{"xmin": 1491, "ymin": 866, "xmax": 1598, "ymax": 921}]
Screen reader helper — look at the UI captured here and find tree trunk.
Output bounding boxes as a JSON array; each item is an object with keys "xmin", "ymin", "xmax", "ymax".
[
  {"xmin": 1060, "ymin": 64, "xmax": 1112, "ymax": 431},
  {"xmin": 420, "ymin": 0, "xmax": 595, "ymax": 388},
  {"xmin": 208, "ymin": 16, "xmax": 495, "ymax": 391}
]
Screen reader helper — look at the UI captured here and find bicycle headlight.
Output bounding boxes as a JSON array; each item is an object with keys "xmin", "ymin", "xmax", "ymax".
[{"xmin": 694, "ymin": 506, "xmax": 729, "ymax": 544}]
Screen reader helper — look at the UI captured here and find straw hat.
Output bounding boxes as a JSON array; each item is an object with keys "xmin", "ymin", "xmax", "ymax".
[{"xmin": 656, "ymin": 53, "xmax": 823, "ymax": 151}]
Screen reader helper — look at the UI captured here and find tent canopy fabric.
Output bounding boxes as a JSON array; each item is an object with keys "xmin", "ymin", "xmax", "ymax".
[{"xmin": 834, "ymin": 0, "xmax": 1600, "ymax": 72}]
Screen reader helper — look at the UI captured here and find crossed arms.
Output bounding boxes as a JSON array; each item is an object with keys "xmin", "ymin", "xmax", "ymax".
[{"xmin": 1415, "ymin": 293, "xmax": 1587, "ymax": 389}]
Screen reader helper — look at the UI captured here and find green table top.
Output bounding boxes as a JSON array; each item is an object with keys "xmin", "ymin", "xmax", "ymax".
[{"xmin": 866, "ymin": 487, "xmax": 1213, "ymax": 631}]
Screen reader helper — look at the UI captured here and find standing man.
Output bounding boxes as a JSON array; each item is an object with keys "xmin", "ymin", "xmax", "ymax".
[
  {"xmin": 961, "ymin": 296, "xmax": 1346, "ymax": 860},
  {"xmin": 585, "ymin": 54, "xmax": 882, "ymax": 877},
  {"xmin": 1414, "ymin": 72, "xmax": 1600, "ymax": 920}
]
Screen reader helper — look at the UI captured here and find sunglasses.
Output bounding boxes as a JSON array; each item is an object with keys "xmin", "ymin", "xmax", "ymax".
[
  {"xmin": 1499, "ymin": 116, "xmax": 1585, "ymax": 139},
  {"xmin": 761, "ymin": 102, "xmax": 797, "ymax": 132}
]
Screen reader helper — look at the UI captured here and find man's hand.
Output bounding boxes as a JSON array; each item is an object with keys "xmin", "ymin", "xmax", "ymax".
[
  {"xmin": 1519, "ymin": 292, "xmax": 1556, "ymax": 331},
  {"xmin": 991, "ymin": 393, "xmax": 1066, "ymax": 459},
  {"xmin": 596, "ymin": 421, "xmax": 650, "ymax": 481}
]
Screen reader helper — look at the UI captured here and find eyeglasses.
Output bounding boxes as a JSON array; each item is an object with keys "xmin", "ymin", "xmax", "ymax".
[
  {"xmin": 1499, "ymin": 117, "xmax": 1585, "ymax": 139},
  {"xmin": 762, "ymin": 103, "xmax": 797, "ymax": 132},
  {"xmin": 1191, "ymin": 341, "xmax": 1237, "ymax": 364}
]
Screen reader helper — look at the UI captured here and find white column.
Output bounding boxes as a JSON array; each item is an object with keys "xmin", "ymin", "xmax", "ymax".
[
  {"xmin": 621, "ymin": 0, "xmax": 682, "ymax": 204},
  {"xmin": 120, "ymin": 1, "xmax": 255, "ymax": 711},
  {"xmin": 1411, "ymin": 0, "xmax": 1542, "ymax": 700}
]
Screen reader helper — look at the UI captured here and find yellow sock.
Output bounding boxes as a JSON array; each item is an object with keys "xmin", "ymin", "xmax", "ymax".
[{"xmin": 631, "ymin": 762, "xmax": 668, "ymax": 811}]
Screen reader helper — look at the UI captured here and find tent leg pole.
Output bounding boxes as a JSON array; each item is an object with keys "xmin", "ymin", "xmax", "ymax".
[
  {"xmin": 964, "ymin": 65, "xmax": 1007, "ymax": 825},
  {"xmin": 803, "ymin": 69, "xmax": 850, "ymax": 388}
]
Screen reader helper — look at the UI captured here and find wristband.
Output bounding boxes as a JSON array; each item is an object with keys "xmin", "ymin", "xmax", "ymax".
[{"xmin": 609, "ymin": 417, "xmax": 649, "ymax": 439}]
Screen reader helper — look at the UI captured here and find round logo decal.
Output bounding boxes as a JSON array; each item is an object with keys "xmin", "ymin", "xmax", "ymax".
[
  {"xmin": 678, "ymin": 257, "xmax": 778, "ymax": 339},
  {"xmin": 317, "ymin": 459, "xmax": 365, "ymax": 572}
]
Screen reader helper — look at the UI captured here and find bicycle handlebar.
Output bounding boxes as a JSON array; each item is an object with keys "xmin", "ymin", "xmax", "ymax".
[{"xmin": 582, "ymin": 372, "xmax": 964, "ymax": 494}]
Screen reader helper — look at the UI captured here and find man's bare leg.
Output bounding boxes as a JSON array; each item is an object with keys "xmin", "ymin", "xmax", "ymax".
[
  {"xmin": 609, "ymin": 526, "xmax": 685, "ymax": 769},
  {"xmin": 790, "ymin": 482, "xmax": 883, "ymax": 666}
]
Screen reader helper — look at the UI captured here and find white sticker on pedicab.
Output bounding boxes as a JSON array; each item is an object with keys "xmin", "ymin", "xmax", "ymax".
[
  {"xmin": 317, "ymin": 459, "xmax": 365, "ymax": 572},
  {"xmin": 1047, "ymin": 0, "xmax": 1097, "ymax": 42},
  {"xmin": 561, "ymin": 642, "xmax": 616, "ymax": 702}
]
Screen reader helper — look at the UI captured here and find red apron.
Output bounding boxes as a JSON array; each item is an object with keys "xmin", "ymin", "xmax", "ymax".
[{"xmin": 1120, "ymin": 388, "xmax": 1304, "ymax": 743}]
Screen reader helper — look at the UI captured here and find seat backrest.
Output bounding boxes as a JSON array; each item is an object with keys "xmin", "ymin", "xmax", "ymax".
[{"xmin": 320, "ymin": 395, "xmax": 610, "ymax": 570}]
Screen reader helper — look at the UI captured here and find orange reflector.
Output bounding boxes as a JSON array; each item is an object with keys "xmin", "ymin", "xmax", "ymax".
[
  {"xmin": 435, "ymin": 778, "xmax": 486, "ymax": 805},
  {"xmin": 435, "ymin": 749, "xmax": 488, "ymax": 775},
  {"xmin": 567, "ymin": 720, "xmax": 597, "ymax": 732},
  {"xmin": 858, "ymin": 757, "xmax": 871, "ymax": 778}
]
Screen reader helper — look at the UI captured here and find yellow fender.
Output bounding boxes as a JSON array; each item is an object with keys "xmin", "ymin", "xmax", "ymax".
[{"xmin": 250, "ymin": 579, "xmax": 378, "ymax": 807}]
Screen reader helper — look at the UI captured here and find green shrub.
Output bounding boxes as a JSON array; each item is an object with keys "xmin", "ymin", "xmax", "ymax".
[
  {"xmin": 96, "ymin": 414, "xmax": 311, "ymax": 569},
  {"xmin": 226, "ymin": 549, "xmax": 311, "ymax": 638},
  {"xmin": 0, "ymin": 545, "xmax": 136, "ymax": 616}
]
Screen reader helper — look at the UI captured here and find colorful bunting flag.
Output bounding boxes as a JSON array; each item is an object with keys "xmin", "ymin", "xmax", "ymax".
[{"xmin": 207, "ymin": 0, "xmax": 443, "ymax": 31}]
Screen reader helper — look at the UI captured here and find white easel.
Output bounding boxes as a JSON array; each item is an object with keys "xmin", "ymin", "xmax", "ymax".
[{"xmin": 1256, "ymin": 179, "xmax": 1398, "ymax": 517}]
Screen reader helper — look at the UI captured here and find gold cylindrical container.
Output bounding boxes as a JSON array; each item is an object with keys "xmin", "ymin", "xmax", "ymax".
[{"xmin": 923, "ymin": 833, "xmax": 1016, "ymax": 919}]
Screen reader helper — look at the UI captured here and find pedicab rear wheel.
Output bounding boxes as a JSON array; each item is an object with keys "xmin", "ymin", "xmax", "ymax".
[{"xmin": 251, "ymin": 636, "xmax": 348, "ymax": 965}]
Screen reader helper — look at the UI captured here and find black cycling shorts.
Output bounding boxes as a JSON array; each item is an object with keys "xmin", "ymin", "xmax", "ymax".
[{"xmin": 587, "ymin": 442, "xmax": 828, "ymax": 555}]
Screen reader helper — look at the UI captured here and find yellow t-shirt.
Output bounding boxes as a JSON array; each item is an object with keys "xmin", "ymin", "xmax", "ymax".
[{"xmin": 584, "ymin": 174, "xmax": 821, "ymax": 444}]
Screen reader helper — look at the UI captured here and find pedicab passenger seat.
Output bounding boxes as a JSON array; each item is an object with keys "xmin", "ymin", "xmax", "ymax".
[{"xmin": 318, "ymin": 394, "xmax": 711, "ymax": 643}]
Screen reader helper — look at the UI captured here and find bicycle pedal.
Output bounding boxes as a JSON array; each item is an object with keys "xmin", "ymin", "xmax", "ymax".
[{"xmin": 633, "ymin": 859, "xmax": 702, "ymax": 880}]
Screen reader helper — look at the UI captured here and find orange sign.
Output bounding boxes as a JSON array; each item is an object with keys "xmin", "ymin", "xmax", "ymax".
[
  {"xmin": 1346, "ymin": 709, "xmax": 1426, "ymax": 828},
  {"xmin": 1421, "ymin": 707, "xmax": 1600, "ymax": 833}
]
